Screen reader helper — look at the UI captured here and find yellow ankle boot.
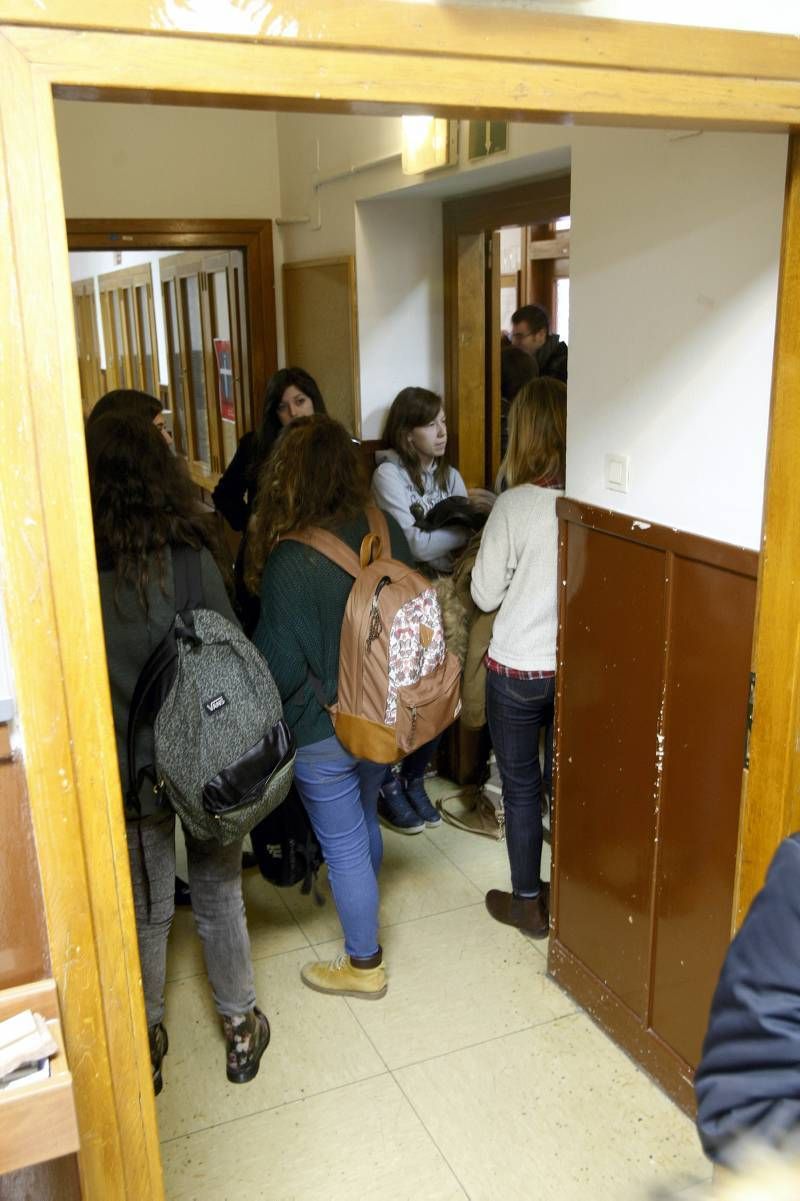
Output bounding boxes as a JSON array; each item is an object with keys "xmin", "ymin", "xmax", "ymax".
[{"xmin": 301, "ymin": 951, "xmax": 387, "ymax": 1000}]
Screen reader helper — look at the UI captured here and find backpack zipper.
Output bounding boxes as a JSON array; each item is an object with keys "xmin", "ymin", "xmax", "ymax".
[{"xmin": 365, "ymin": 576, "xmax": 391, "ymax": 654}]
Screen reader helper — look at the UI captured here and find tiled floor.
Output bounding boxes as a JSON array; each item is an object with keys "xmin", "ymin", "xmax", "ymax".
[{"xmin": 160, "ymin": 779, "xmax": 712, "ymax": 1200}]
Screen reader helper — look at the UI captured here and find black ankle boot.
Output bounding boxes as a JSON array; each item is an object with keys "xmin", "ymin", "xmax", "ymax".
[
  {"xmin": 149, "ymin": 1022, "xmax": 169, "ymax": 1096},
  {"xmin": 222, "ymin": 1007, "xmax": 271, "ymax": 1084}
]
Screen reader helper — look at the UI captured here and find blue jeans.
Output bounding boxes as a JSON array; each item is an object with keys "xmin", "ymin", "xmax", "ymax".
[
  {"xmin": 486, "ymin": 671, "xmax": 555, "ymax": 896},
  {"xmin": 293, "ymin": 736, "xmax": 387, "ymax": 960}
]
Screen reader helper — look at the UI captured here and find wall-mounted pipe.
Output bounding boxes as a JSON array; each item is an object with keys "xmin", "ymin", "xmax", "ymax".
[{"xmin": 314, "ymin": 151, "xmax": 402, "ymax": 191}]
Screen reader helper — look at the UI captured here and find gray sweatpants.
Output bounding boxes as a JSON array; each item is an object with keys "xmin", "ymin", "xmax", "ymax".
[{"xmin": 126, "ymin": 813, "xmax": 257, "ymax": 1027}]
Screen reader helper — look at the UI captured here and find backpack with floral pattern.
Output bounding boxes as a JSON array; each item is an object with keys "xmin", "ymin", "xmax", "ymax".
[{"xmin": 284, "ymin": 508, "xmax": 462, "ymax": 764}]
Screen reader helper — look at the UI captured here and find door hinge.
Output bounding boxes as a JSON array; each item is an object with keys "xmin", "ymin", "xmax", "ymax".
[{"xmin": 744, "ymin": 670, "xmax": 756, "ymax": 769}]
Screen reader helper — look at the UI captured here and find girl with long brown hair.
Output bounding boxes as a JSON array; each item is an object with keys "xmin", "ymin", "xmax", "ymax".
[
  {"xmin": 371, "ymin": 387, "xmax": 471, "ymax": 832},
  {"xmin": 372, "ymin": 386, "xmax": 469, "ymax": 572},
  {"xmin": 248, "ymin": 415, "xmax": 415, "ymax": 1000},
  {"xmin": 471, "ymin": 377, "xmax": 567, "ymax": 938},
  {"xmin": 88, "ymin": 411, "xmax": 269, "ymax": 1095}
]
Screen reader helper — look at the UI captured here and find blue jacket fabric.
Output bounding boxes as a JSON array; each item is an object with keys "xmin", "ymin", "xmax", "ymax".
[{"xmin": 695, "ymin": 833, "xmax": 800, "ymax": 1165}]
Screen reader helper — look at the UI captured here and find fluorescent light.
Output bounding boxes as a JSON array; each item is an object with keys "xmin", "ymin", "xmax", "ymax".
[{"xmin": 401, "ymin": 116, "xmax": 456, "ymax": 175}]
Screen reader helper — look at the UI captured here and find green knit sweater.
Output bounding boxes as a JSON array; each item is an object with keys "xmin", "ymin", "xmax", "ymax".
[{"xmin": 253, "ymin": 510, "xmax": 413, "ymax": 748}]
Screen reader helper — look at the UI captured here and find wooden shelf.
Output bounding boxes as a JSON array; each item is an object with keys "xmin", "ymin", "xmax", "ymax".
[{"xmin": 0, "ymin": 979, "xmax": 79, "ymax": 1176}]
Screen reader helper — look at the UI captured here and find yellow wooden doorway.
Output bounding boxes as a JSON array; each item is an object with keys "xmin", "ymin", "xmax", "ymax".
[{"xmin": 2, "ymin": 5, "xmax": 800, "ymax": 1196}]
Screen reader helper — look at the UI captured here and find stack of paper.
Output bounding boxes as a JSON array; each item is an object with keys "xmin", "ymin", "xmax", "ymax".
[{"xmin": 0, "ymin": 1010, "xmax": 58, "ymax": 1090}]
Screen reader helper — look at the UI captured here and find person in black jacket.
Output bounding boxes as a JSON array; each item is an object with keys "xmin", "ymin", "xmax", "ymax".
[
  {"xmin": 695, "ymin": 832, "xmax": 800, "ymax": 1166},
  {"xmin": 212, "ymin": 367, "xmax": 327, "ymax": 633},
  {"xmin": 510, "ymin": 303, "xmax": 568, "ymax": 384},
  {"xmin": 88, "ymin": 412, "xmax": 270, "ymax": 1095}
]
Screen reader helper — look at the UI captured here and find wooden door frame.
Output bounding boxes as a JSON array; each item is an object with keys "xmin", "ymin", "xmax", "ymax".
[
  {"xmin": 67, "ymin": 218, "xmax": 278, "ymax": 439},
  {"xmin": 2, "ymin": 5, "xmax": 800, "ymax": 1196},
  {"xmin": 443, "ymin": 174, "xmax": 571, "ymax": 484}
]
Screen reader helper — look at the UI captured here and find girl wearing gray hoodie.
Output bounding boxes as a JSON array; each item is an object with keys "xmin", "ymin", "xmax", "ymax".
[
  {"xmin": 372, "ymin": 387, "xmax": 470, "ymax": 574},
  {"xmin": 371, "ymin": 387, "xmax": 469, "ymax": 832}
]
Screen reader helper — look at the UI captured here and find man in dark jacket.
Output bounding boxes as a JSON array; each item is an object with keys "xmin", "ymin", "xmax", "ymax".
[
  {"xmin": 510, "ymin": 303, "xmax": 568, "ymax": 383},
  {"xmin": 695, "ymin": 833, "xmax": 800, "ymax": 1165}
]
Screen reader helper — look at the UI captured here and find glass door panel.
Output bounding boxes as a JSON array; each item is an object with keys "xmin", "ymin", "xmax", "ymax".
[
  {"xmin": 124, "ymin": 287, "xmax": 141, "ymax": 388},
  {"xmin": 182, "ymin": 274, "xmax": 210, "ymax": 469},
  {"xmin": 164, "ymin": 279, "xmax": 188, "ymax": 455},
  {"xmin": 136, "ymin": 285, "xmax": 155, "ymax": 396},
  {"xmin": 110, "ymin": 291, "xmax": 128, "ymax": 387},
  {"xmin": 210, "ymin": 268, "xmax": 237, "ymax": 469}
]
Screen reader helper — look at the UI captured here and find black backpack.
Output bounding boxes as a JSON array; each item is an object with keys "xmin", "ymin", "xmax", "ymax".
[{"xmin": 249, "ymin": 783, "xmax": 324, "ymax": 901}]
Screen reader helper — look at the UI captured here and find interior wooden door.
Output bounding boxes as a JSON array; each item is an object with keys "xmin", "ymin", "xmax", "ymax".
[
  {"xmin": 71, "ymin": 278, "xmax": 102, "ymax": 412},
  {"xmin": 486, "ymin": 230, "xmax": 502, "ymax": 484},
  {"xmin": 453, "ymin": 231, "xmax": 487, "ymax": 489}
]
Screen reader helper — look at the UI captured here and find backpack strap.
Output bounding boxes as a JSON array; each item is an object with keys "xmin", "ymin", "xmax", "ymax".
[
  {"xmin": 366, "ymin": 506, "xmax": 390, "ymax": 554},
  {"xmin": 281, "ymin": 528, "xmax": 361, "ymax": 578},
  {"xmin": 171, "ymin": 543, "xmax": 205, "ymax": 616},
  {"xmin": 124, "ymin": 545, "xmax": 205, "ymax": 810}
]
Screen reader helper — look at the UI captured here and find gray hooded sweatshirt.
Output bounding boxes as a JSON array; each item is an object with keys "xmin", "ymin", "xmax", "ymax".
[{"xmin": 371, "ymin": 449, "xmax": 469, "ymax": 572}]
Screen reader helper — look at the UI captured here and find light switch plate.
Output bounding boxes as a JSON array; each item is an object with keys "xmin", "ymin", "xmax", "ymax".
[{"xmin": 605, "ymin": 453, "xmax": 630, "ymax": 493}]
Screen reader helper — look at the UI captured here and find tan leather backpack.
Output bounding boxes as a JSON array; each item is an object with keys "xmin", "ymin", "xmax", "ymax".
[{"xmin": 284, "ymin": 507, "xmax": 462, "ymax": 764}]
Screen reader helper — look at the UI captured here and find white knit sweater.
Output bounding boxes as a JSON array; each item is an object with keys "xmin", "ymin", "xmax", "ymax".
[{"xmin": 470, "ymin": 483, "xmax": 562, "ymax": 671}]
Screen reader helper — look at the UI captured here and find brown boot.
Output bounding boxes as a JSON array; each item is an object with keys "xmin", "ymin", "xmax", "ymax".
[
  {"xmin": 222, "ymin": 1007, "xmax": 270, "ymax": 1084},
  {"xmin": 485, "ymin": 888, "xmax": 549, "ymax": 939},
  {"xmin": 300, "ymin": 949, "xmax": 387, "ymax": 1000}
]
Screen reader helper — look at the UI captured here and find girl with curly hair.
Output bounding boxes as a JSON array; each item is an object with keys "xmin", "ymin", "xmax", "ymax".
[{"xmin": 248, "ymin": 415, "xmax": 414, "ymax": 1001}]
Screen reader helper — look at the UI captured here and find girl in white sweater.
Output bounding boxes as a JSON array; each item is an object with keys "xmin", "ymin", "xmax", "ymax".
[{"xmin": 471, "ymin": 378, "xmax": 567, "ymax": 938}]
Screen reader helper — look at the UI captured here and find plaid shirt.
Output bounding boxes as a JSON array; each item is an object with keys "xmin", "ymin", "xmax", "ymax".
[{"xmin": 484, "ymin": 654, "xmax": 555, "ymax": 680}]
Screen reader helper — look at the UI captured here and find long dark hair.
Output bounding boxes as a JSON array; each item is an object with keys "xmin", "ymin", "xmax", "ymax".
[
  {"xmin": 253, "ymin": 367, "xmax": 326, "ymax": 472},
  {"xmin": 87, "ymin": 388, "xmax": 161, "ymax": 428},
  {"xmin": 382, "ymin": 386, "xmax": 451, "ymax": 496},
  {"xmin": 245, "ymin": 415, "xmax": 370, "ymax": 593},
  {"xmin": 87, "ymin": 412, "xmax": 225, "ymax": 609}
]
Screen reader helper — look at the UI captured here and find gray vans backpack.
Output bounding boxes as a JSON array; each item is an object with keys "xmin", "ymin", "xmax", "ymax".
[{"xmin": 125, "ymin": 546, "xmax": 295, "ymax": 844}]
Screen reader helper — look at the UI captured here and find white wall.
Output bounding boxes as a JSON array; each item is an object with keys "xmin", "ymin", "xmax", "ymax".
[
  {"xmin": 566, "ymin": 127, "xmax": 785, "ymax": 549},
  {"xmin": 355, "ymin": 197, "xmax": 445, "ymax": 438},
  {"xmin": 278, "ymin": 110, "xmax": 787, "ymax": 549},
  {"xmin": 55, "ymin": 56, "xmax": 790, "ymax": 550},
  {"xmin": 56, "ymin": 102, "xmax": 280, "ymax": 218}
]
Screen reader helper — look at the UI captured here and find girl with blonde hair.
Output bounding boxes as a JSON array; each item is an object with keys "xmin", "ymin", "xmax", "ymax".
[{"xmin": 471, "ymin": 378, "xmax": 567, "ymax": 937}]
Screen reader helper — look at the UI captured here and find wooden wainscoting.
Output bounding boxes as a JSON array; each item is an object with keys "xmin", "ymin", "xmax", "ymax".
[
  {"xmin": 0, "ymin": 735, "xmax": 82, "ymax": 1198},
  {"xmin": 548, "ymin": 500, "xmax": 758, "ymax": 1113}
]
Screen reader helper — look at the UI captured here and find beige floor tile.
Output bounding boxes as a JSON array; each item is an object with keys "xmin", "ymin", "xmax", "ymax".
[
  {"xmin": 280, "ymin": 825, "xmax": 482, "ymax": 945},
  {"xmin": 430, "ymin": 794, "xmax": 552, "ymax": 897},
  {"xmin": 157, "ymin": 947, "xmax": 385, "ymax": 1141},
  {"xmin": 318, "ymin": 902, "xmax": 576, "ymax": 1069},
  {"xmin": 162, "ymin": 1074, "xmax": 467, "ymax": 1201},
  {"xmin": 166, "ymin": 871, "xmax": 309, "ymax": 983},
  {"xmin": 395, "ymin": 1013, "xmax": 709, "ymax": 1201}
]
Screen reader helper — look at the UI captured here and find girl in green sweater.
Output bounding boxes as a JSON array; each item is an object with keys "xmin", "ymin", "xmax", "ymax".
[{"xmin": 249, "ymin": 416, "xmax": 415, "ymax": 1000}]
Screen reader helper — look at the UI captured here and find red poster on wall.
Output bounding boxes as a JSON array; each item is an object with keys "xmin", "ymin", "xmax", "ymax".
[{"xmin": 213, "ymin": 338, "xmax": 235, "ymax": 422}]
